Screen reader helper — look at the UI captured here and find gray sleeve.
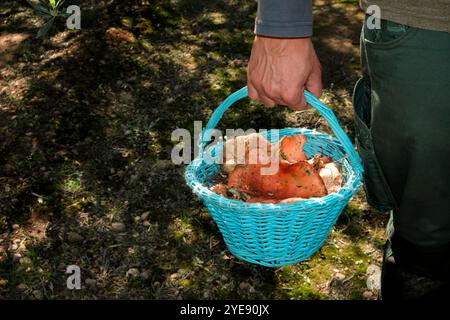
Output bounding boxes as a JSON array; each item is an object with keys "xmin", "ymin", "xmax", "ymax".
[{"xmin": 255, "ymin": 0, "xmax": 313, "ymax": 37}]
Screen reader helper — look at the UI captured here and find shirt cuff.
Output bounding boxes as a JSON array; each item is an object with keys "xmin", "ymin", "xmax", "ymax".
[{"xmin": 254, "ymin": 19, "xmax": 313, "ymax": 38}]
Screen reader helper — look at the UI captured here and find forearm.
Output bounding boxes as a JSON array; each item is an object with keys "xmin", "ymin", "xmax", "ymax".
[{"xmin": 255, "ymin": 0, "xmax": 313, "ymax": 38}]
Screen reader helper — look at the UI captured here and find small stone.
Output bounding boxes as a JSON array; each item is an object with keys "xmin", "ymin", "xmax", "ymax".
[
  {"xmin": 19, "ymin": 257, "xmax": 32, "ymax": 266},
  {"xmin": 134, "ymin": 216, "xmax": 141, "ymax": 222},
  {"xmin": 140, "ymin": 271, "xmax": 149, "ymax": 280},
  {"xmin": 140, "ymin": 212, "xmax": 150, "ymax": 221},
  {"xmin": 85, "ymin": 278, "xmax": 97, "ymax": 287},
  {"xmin": 156, "ymin": 160, "xmax": 174, "ymax": 170},
  {"xmin": 0, "ymin": 279, "xmax": 8, "ymax": 286},
  {"xmin": 363, "ymin": 291, "xmax": 373, "ymax": 299},
  {"xmin": 142, "ymin": 221, "xmax": 151, "ymax": 227},
  {"xmin": 111, "ymin": 222, "xmax": 126, "ymax": 232},
  {"xmin": 32, "ymin": 289, "xmax": 43, "ymax": 299},
  {"xmin": 16, "ymin": 283, "xmax": 27, "ymax": 291},
  {"xmin": 366, "ymin": 264, "xmax": 381, "ymax": 290},
  {"xmin": 366, "ymin": 264, "xmax": 380, "ymax": 275},
  {"xmin": 67, "ymin": 232, "xmax": 84, "ymax": 242},
  {"xmin": 12, "ymin": 224, "xmax": 20, "ymax": 230},
  {"xmin": 239, "ymin": 282, "xmax": 249, "ymax": 290},
  {"xmin": 335, "ymin": 273, "xmax": 346, "ymax": 281},
  {"xmin": 127, "ymin": 268, "xmax": 140, "ymax": 279}
]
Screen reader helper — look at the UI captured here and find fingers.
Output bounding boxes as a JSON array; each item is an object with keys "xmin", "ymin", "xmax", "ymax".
[
  {"xmin": 248, "ymin": 59, "xmax": 276, "ymax": 107},
  {"xmin": 305, "ymin": 58, "xmax": 323, "ymax": 99},
  {"xmin": 259, "ymin": 95, "xmax": 277, "ymax": 108},
  {"xmin": 280, "ymin": 87, "xmax": 307, "ymax": 111},
  {"xmin": 288, "ymin": 97, "xmax": 308, "ymax": 111},
  {"xmin": 247, "ymin": 36, "xmax": 323, "ymax": 111},
  {"xmin": 248, "ymin": 79, "xmax": 277, "ymax": 107},
  {"xmin": 247, "ymin": 81, "xmax": 259, "ymax": 101},
  {"xmin": 249, "ymin": 79, "xmax": 307, "ymax": 110},
  {"xmin": 248, "ymin": 61, "xmax": 278, "ymax": 107}
]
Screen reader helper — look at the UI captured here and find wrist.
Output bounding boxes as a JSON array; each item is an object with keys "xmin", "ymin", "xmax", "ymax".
[
  {"xmin": 256, "ymin": 35, "xmax": 311, "ymax": 40},
  {"xmin": 254, "ymin": 36, "xmax": 313, "ymax": 52}
]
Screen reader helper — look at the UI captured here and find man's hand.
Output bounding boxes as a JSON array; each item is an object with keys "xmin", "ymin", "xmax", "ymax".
[{"xmin": 247, "ymin": 36, "xmax": 322, "ymax": 110}]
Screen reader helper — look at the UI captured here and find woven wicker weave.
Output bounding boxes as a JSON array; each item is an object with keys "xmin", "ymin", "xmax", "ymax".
[{"xmin": 185, "ymin": 87, "xmax": 363, "ymax": 267}]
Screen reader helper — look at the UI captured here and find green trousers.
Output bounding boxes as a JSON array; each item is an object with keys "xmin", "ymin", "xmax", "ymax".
[{"xmin": 353, "ymin": 17, "xmax": 450, "ymax": 297}]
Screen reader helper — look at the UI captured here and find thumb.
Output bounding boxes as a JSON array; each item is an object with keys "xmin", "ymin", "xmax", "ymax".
[{"xmin": 288, "ymin": 87, "xmax": 308, "ymax": 111}]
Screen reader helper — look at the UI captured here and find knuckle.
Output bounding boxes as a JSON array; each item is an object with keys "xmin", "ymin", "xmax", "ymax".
[{"xmin": 281, "ymin": 91, "xmax": 300, "ymax": 106}]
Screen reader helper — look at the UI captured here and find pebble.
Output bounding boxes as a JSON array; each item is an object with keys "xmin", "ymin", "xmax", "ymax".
[
  {"xmin": 366, "ymin": 264, "xmax": 382, "ymax": 290},
  {"xmin": 12, "ymin": 224, "xmax": 20, "ymax": 230},
  {"xmin": 155, "ymin": 160, "xmax": 173, "ymax": 170},
  {"xmin": 19, "ymin": 257, "xmax": 32, "ymax": 266},
  {"xmin": 363, "ymin": 291, "xmax": 373, "ymax": 299},
  {"xmin": 32, "ymin": 289, "xmax": 43, "ymax": 300},
  {"xmin": 16, "ymin": 283, "xmax": 27, "ymax": 291},
  {"xmin": 335, "ymin": 273, "xmax": 346, "ymax": 281},
  {"xmin": 143, "ymin": 221, "xmax": 151, "ymax": 227},
  {"xmin": 111, "ymin": 222, "xmax": 126, "ymax": 232},
  {"xmin": 67, "ymin": 232, "xmax": 84, "ymax": 242},
  {"xmin": 0, "ymin": 279, "xmax": 8, "ymax": 286},
  {"xmin": 126, "ymin": 268, "xmax": 140, "ymax": 279},
  {"xmin": 239, "ymin": 282, "xmax": 249, "ymax": 290},
  {"xmin": 140, "ymin": 212, "xmax": 150, "ymax": 221}
]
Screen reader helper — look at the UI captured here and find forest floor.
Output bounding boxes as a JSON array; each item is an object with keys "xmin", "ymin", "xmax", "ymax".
[{"xmin": 0, "ymin": 0, "xmax": 388, "ymax": 299}]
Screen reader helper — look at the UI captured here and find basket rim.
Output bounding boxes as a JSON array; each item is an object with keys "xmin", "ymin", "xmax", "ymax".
[{"xmin": 185, "ymin": 128, "xmax": 363, "ymax": 210}]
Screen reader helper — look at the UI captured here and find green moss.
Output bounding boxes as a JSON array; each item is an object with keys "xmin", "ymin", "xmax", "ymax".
[
  {"xmin": 179, "ymin": 279, "xmax": 193, "ymax": 288},
  {"xmin": 61, "ymin": 175, "xmax": 82, "ymax": 194},
  {"xmin": 288, "ymin": 283, "xmax": 326, "ymax": 300}
]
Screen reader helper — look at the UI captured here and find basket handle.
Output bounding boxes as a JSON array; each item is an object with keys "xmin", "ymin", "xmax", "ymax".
[{"xmin": 200, "ymin": 86, "xmax": 363, "ymax": 175}]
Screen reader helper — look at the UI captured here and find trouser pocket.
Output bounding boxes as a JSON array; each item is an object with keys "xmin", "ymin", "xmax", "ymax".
[{"xmin": 352, "ymin": 77, "xmax": 397, "ymax": 212}]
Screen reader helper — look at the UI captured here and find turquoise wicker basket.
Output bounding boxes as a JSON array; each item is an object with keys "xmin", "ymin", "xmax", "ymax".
[{"xmin": 185, "ymin": 87, "xmax": 363, "ymax": 267}]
